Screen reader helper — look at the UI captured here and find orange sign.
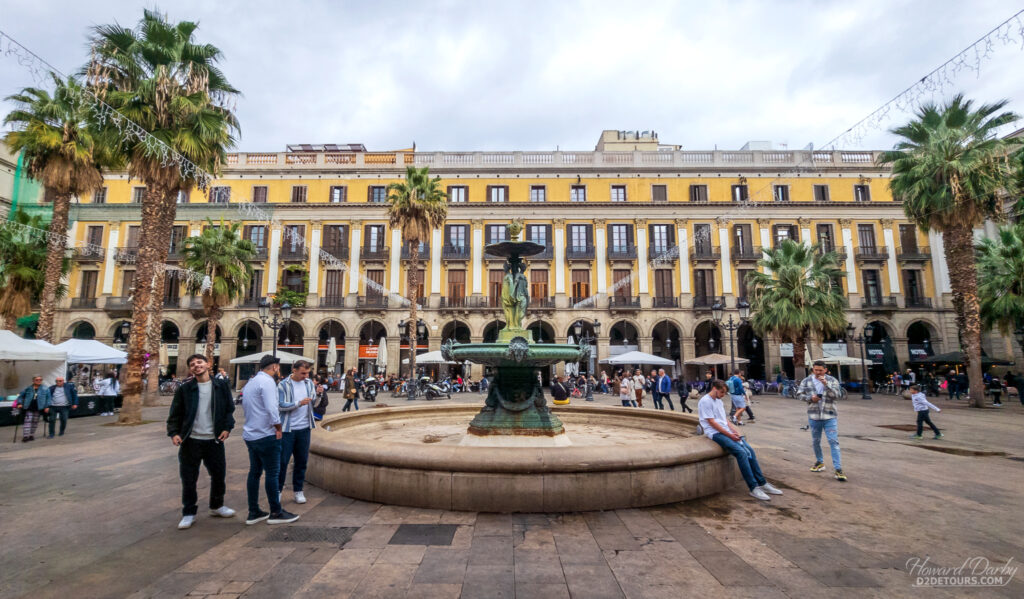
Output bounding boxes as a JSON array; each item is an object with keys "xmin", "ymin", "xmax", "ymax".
[{"xmin": 358, "ymin": 345, "xmax": 378, "ymax": 360}]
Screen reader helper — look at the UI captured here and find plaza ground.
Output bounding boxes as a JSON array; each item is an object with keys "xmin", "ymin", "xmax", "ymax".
[{"xmin": 2, "ymin": 389, "xmax": 1023, "ymax": 598}]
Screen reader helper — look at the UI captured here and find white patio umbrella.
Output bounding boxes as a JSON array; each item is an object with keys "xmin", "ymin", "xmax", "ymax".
[
  {"xmin": 325, "ymin": 336, "xmax": 338, "ymax": 374},
  {"xmin": 401, "ymin": 350, "xmax": 460, "ymax": 364},
  {"xmin": 375, "ymin": 338, "xmax": 387, "ymax": 374},
  {"xmin": 565, "ymin": 335, "xmax": 578, "ymax": 377},
  {"xmin": 600, "ymin": 350, "xmax": 674, "ymax": 366},
  {"xmin": 684, "ymin": 353, "xmax": 750, "ymax": 366}
]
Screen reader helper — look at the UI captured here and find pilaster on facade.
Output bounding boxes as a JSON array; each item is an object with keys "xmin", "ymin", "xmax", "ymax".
[
  {"xmin": 595, "ymin": 220, "xmax": 608, "ymax": 294},
  {"xmin": 309, "ymin": 220, "xmax": 322, "ymax": 296},
  {"xmin": 430, "ymin": 228, "xmax": 442, "ymax": 304},
  {"xmin": 635, "ymin": 218, "xmax": 650, "ymax": 295},
  {"xmin": 388, "ymin": 227, "xmax": 402, "ymax": 294},
  {"xmin": 553, "ymin": 218, "xmax": 566, "ymax": 295},
  {"xmin": 717, "ymin": 225, "xmax": 732, "ymax": 295},
  {"xmin": 757, "ymin": 218, "xmax": 772, "ymax": 275},
  {"xmin": 347, "ymin": 221, "xmax": 362, "ymax": 298},
  {"xmin": 676, "ymin": 219, "xmax": 691, "ymax": 295},
  {"xmin": 471, "ymin": 219, "xmax": 484, "ymax": 296},
  {"xmin": 102, "ymin": 225, "xmax": 119, "ymax": 295},
  {"xmin": 839, "ymin": 218, "xmax": 858, "ymax": 294}
]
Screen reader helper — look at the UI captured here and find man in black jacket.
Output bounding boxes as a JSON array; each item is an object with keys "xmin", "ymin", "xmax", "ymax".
[{"xmin": 167, "ymin": 354, "xmax": 236, "ymax": 530}]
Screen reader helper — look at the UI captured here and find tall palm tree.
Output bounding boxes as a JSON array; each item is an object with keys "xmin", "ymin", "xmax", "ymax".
[
  {"xmin": 387, "ymin": 166, "xmax": 448, "ymax": 378},
  {"xmin": 88, "ymin": 9, "xmax": 240, "ymax": 423},
  {"xmin": 879, "ymin": 95, "xmax": 1019, "ymax": 408},
  {"xmin": 3, "ymin": 75, "xmax": 118, "ymax": 342},
  {"xmin": 977, "ymin": 221, "xmax": 1024, "ymax": 338},
  {"xmin": 182, "ymin": 219, "xmax": 254, "ymax": 364},
  {"xmin": 0, "ymin": 210, "xmax": 65, "ymax": 330},
  {"xmin": 746, "ymin": 240, "xmax": 847, "ymax": 379}
]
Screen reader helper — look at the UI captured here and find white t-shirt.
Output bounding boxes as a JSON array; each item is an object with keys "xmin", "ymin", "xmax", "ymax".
[
  {"xmin": 289, "ymin": 378, "xmax": 311, "ymax": 430},
  {"xmin": 191, "ymin": 380, "xmax": 215, "ymax": 440},
  {"xmin": 697, "ymin": 393, "xmax": 730, "ymax": 440},
  {"xmin": 812, "ymin": 378, "xmax": 825, "ymax": 396}
]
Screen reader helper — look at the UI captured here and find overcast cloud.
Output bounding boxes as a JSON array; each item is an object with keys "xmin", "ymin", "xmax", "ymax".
[{"xmin": 2, "ymin": 0, "xmax": 1023, "ymax": 152}]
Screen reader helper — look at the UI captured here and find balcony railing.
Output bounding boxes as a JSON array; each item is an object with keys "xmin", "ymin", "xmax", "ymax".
[
  {"xmin": 897, "ymin": 246, "xmax": 931, "ymax": 261},
  {"xmin": 905, "ymin": 296, "xmax": 933, "ymax": 309},
  {"xmin": 163, "ymin": 296, "xmax": 181, "ymax": 308},
  {"xmin": 819, "ymin": 245, "xmax": 847, "ymax": 259},
  {"xmin": 320, "ymin": 244, "xmax": 349, "ymax": 261},
  {"xmin": 238, "ymin": 298, "xmax": 261, "ymax": 308},
  {"xmin": 401, "ymin": 243, "xmax": 430, "ymax": 260},
  {"xmin": 528, "ymin": 297, "xmax": 555, "ymax": 310},
  {"xmin": 357, "ymin": 295, "xmax": 388, "ymax": 309},
  {"xmin": 652, "ymin": 296, "xmax": 679, "ymax": 308},
  {"xmin": 648, "ymin": 244, "xmax": 679, "ymax": 262},
  {"xmin": 690, "ymin": 247, "xmax": 721, "ymax": 262},
  {"xmin": 104, "ymin": 297, "xmax": 133, "ymax": 312},
  {"xmin": 360, "ymin": 245, "xmax": 389, "ymax": 261},
  {"xmin": 166, "ymin": 247, "xmax": 184, "ymax": 262},
  {"xmin": 280, "ymin": 246, "xmax": 308, "ymax": 261},
  {"xmin": 609, "ymin": 295, "xmax": 640, "ymax": 309},
  {"xmin": 440, "ymin": 296, "xmax": 469, "ymax": 309},
  {"xmin": 441, "ymin": 244, "xmax": 471, "ymax": 260},
  {"xmin": 607, "ymin": 244, "xmax": 637, "ymax": 260},
  {"xmin": 528, "ymin": 245, "xmax": 554, "ymax": 260},
  {"xmin": 569, "ymin": 296, "xmax": 597, "ymax": 307},
  {"xmin": 115, "ymin": 247, "xmax": 139, "ymax": 263},
  {"xmin": 71, "ymin": 297, "xmax": 97, "ymax": 309},
  {"xmin": 861, "ymin": 295, "xmax": 898, "ymax": 309},
  {"xmin": 693, "ymin": 295, "xmax": 723, "ymax": 309},
  {"xmin": 731, "ymin": 246, "xmax": 762, "ymax": 262},
  {"xmin": 319, "ymin": 296, "xmax": 345, "ymax": 307},
  {"xmin": 855, "ymin": 246, "xmax": 889, "ymax": 261},
  {"xmin": 71, "ymin": 246, "xmax": 104, "ymax": 262},
  {"xmin": 566, "ymin": 245, "xmax": 596, "ymax": 259},
  {"xmin": 250, "ymin": 247, "xmax": 269, "ymax": 261}
]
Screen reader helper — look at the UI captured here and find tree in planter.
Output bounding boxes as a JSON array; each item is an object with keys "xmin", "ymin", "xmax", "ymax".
[
  {"xmin": 746, "ymin": 240, "xmax": 847, "ymax": 380},
  {"xmin": 3, "ymin": 75, "xmax": 118, "ymax": 341},
  {"xmin": 977, "ymin": 221, "xmax": 1024, "ymax": 341},
  {"xmin": 88, "ymin": 9, "xmax": 240, "ymax": 423},
  {"xmin": 879, "ymin": 95, "xmax": 1019, "ymax": 408},
  {"xmin": 0, "ymin": 210, "xmax": 67, "ymax": 330},
  {"xmin": 182, "ymin": 219, "xmax": 254, "ymax": 364},
  {"xmin": 387, "ymin": 166, "xmax": 448, "ymax": 380}
]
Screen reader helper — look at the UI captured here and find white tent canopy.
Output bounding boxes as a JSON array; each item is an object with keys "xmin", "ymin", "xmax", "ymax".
[
  {"xmin": 819, "ymin": 355, "xmax": 863, "ymax": 366},
  {"xmin": 600, "ymin": 350, "xmax": 674, "ymax": 366},
  {"xmin": 0, "ymin": 330, "xmax": 68, "ymax": 397},
  {"xmin": 402, "ymin": 350, "xmax": 460, "ymax": 365},
  {"xmin": 55, "ymin": 339, "xmax": 127, "ymax": 364},
  {"xmin": 685, "ymin": 353, "xmax": 750, "ymax": 366},
  {"xmin": 229, "ymin": 350, "xmax": 310, "ymax": 365}
]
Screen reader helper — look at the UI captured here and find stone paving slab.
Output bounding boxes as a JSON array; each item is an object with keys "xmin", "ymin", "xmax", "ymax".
[{"xmin": 3, "ymin": 391, "xmax": 1024, "ymax": 598}]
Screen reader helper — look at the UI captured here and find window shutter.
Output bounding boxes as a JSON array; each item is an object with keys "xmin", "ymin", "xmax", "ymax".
[
  {"xmin": 544, "ymin": 225, "xmax": 552, "ymax": 246},
  {"xmin": 486, "ymin": 185, "xmax": 492, "ymax": 202},
  {"xmin": 626, "ymin": 224, "xmax": 634, "ymax": 247},
  {"xmin": 585, "ymin": 225, "xmax": 593, "ymax": 247}
]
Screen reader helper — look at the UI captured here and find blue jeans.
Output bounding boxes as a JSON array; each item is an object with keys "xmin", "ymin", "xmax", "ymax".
[
  {"xmin": 711, "ymin": 434, "xmax": 767, "ymax": 491},
  {"xmin": 809, "ymin": 417, "xmax": 841, "ymax": 470},
  {"xmin": 652, "ymin": 391, "xmax": 663, "ymax": 409},
  {"xmin": 245, "ymin": 435, "xmax": 282, "ymax": 515},
  {"xmin": 278, "ymin": 427, "xmax": 311, "ymax": 493}
]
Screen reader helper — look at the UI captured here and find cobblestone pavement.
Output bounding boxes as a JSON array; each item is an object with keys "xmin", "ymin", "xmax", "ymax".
[{"xmin": 2, "ymin": 389, "xmax": 1023, "ymax": 598}]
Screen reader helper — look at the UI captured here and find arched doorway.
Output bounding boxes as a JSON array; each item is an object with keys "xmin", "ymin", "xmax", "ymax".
[
  {"xmin": 526, "ymin": 320, "xmax": 555, "ymax": 344},
  {"xmin": 866, "ymin": 321, "xmax": 897, "ymax": 384},
  {"xmin": 234, "ymin": 320, "xmax": 263, "ymax": 384},
  {"xmin": 608, "ymin": 320, "xmax": 639, "ymax": 378},
  {"xmin": 359, "ymin": 320, "xmax": 387, "ymax": 376},
  {"xmin": 737, "ymin": 324, "xmax": 765, "ymax": 380},
  {"xmin": 276, "ymin": 321, "xmax": 304, "ymax": 355},
  {"xmin": 907, "ymin": 321, "xmax": 935, "ymax": 360},
  {"xmin": 440, "ymin": 321, "xmax": 471, "ymax": 378},
  {"xmin": 693, "ymin": 321, "xmax": 723, "ymax": 378},
  {"xmin": 194, "ymin": 322, "xmax": 223, "ymax": 369},
  {"xmin": 652, "ymin": 320, "xmax": 682, "ymax": 371},
  {"xmin": 482, "ymin": 320, "xmax": 506, "ymax": 344},
  {"xmin": 111, "ymin": 320, "xmax": 131, "ymax": 345},
  {"xmin": 317, "ymin": 321, "xmax": 345, "ymax": 376},
  {"xmin": 568, "ymin": 319, "xmax": 599, "ymax": 377},
  {"xmin": 162, "ymin": 321, "xmax": 181, "ymax": 377},
  {"xmin": 71, "ymin": 321, "xmax": 95, "ymax": 340}
]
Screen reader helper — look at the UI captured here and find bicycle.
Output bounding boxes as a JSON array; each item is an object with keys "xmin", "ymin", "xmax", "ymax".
[{"xmin": 781, "ymin": 381, "xmax": 798, "ymax": 398}]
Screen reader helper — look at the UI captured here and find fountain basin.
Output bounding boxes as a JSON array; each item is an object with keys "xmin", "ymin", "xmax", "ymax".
[{"xmin": 307, "ymin": 404, "xmax": 740, "ymax": 512}]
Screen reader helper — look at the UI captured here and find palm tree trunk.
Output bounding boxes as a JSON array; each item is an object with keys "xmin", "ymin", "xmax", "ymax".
[
  {"xmin": 3, "ymin": 314, "xmax": 15, "ymax": 331},
  {"xmin": 408, "ymin": 243, "xmax": 420, "ymax": 380},
  {"xmin": 792, "ymin": 335, "xmax": 808, "ymax": 380},
  {"xmin": 142, "ymin": 284, "xmax": 163, "ymax": 406},
  {"xmin": 944, "ymin": 224, "xmax": 986, "ymax": 408},
  {"xmin": 205, "ymin": 305, "xmax": 221, "ymax": 366},
  {"xmin": 36, "ymin": 190, "xmax": 71, "ymax": 342}
]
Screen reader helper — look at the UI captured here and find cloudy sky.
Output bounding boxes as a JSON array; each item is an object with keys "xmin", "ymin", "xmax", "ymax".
[{"xmin": 2, "ymin": 0, "xmax": 1023, "ymax": 152}]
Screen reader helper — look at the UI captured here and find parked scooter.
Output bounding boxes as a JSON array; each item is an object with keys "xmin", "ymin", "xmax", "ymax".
[
  {"xmin": 363, "ymin": 376, "xmax": 378, "ymax": 402},
  {"xmin": 421, "ymin": 376, "xmax": 451, "ymax": 400}
]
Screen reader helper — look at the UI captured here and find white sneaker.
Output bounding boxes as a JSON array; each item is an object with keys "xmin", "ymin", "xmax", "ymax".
[
  {"xmin": 749, "ymin": 488, "xmax": 771, "ymax": 501},
  {"xmin": 294, "ymin": 491, "xmax": 307, "ymax": 504},
  {"xmin": 177, "ymin": 515, "xmax": 196, "ymax": 529},
  {"xmin": 760, "ymin": 483, "xmax": 784, "ymax": 495},
  {"xmin": 210, "ymin": 506, "xmax": 236, "ymax": 518}
]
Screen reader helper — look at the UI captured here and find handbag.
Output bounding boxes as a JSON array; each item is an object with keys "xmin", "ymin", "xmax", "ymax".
[
  {"xmin": 688, "ymin": 389, "xmax": 700, "ymax": 400},
  {"xmin": 901, "ymin": 389, "xmax": 912, "ymax": 400}
]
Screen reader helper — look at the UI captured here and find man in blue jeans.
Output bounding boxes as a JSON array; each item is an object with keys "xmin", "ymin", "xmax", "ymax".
[
  {"xmin": 277, "ymin": 359, "xmax": 317, "ymax": 506},
  {"xmin": 241, "ymin": 355, "xmax": 299, "ymax": 525},
  {"xmin": 656, "ymin": 368, "xmax": 675, "ymax": 410},
  {"xmin": 797, "ymin": 361, "xmax": 846, "ymax": 482},
  {"xmin": 698, "ymin": 379, "xmax": 784, "ymax": 501}
]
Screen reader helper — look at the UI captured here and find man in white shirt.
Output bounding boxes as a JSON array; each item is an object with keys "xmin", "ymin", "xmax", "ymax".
[
  {"xmin": 698, "ymin": 379, "xmax": 784, "ymax": 501},
  {"xmin": 241, "ymin": 355, "xmax": 299, "ymax": 526},
  {"xmin": 277, "ymin": 359, "xmax": 316, "ymax": 505}
]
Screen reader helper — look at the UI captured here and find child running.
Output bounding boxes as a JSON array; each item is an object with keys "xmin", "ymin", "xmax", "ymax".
[{"xmin": 909, "ymin": 384, "xmax": 943, "ymax": 440}]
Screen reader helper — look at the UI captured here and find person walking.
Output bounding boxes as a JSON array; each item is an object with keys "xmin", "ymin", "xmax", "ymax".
[
  {"xmin": 167, "ymin": 354, "xmax": 237, "ymax": 530},
  {"xmin": 619, "ymin": 375, "xmax": 636, "ymax": 407},
  {"xmin": 656, "ymin": 368, "xmax": 675, "ymax": 411},
  {"xmin": 277, "ymin": 359, "xmax": 317, "ymax": 506},
  {"xmin": 46, "ymin": 377, "xmax": 78, "ymax": 438},
  {"xmin": 632, "ymin": 369, "xmax": 646, "ymax": 407},
  {"xmin": 342, "ymin": 368, "xmax": 359, "ymax": 411},
  {"xmin": 16, "ymin": 376, "xmax": 51, "ymax": 443},
  {"xmin": 956, "ymin": 371, "xmax": 969, "ymax": 402},
  {"xmin": 988, "ymin": 374, "xmax": 1004, "ymax": 406},
  {"xmin": 726, "ymin": 369, "xmax": 748, "ymax": 425},
  {"xmin": 908, "ymin": 384, "xmax": 942, "ymax": 440},
  {"xmin": 797, "ymin": 360, "xmax": 847, "ymax": 482},
  {"xmin": 1006, "ymin": 371, "xmax": 1021, "ymax": 406},
  {"xmin": 96, "ymin": 371, "xmax": 120, "ymax": 416},
  {"xmin": 240, "ymin": 355, "xmax": 299, "ymax": 526},
  {"xmin": 697, "ymin": 379, "xmax": 784, "ymax": 501},
  {"xmin": 675, "ymin": 375, "xmax": 694, "ymax": 413},
  {"xmin": 946, "ymin": 370, "xmax": 959, "ymax": 400}
]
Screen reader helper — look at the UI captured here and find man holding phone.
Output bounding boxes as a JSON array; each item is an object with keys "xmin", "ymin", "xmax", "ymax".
[
  {"xmin": 277, "ymin": 359, "xmax": 318, "ymax": 505},
  {"xmin": 797, "ymin": 360, "xmax": 846, "ymax": 482}
]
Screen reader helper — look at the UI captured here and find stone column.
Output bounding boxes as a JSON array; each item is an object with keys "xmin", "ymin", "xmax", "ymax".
[
  {"xmin": 102, "ymin": 223, "xmax": 119, "ymax": 295},
  {"xmin": 839, "ymin": 219, "xmax": 858, "ymax": 294},
  {"xmin": 386, "ymin": 335, "xmax": 401, "ymax": 376},
  {"xmin": 676, "ymin": 219, "xmax": 691, "ymax": 294},
  {"xmin": 881, "ymin": 219, "xmax": 900, "ymax": 295},
  {"xmin": 639, "ymin": 335, "xmax": 653, "ymax": 355},
  {"xmin": 343, "ymin": 335, "xmax": 359, "ymax": 372},
  {"xmin": 430, "ymin": 227, "xmax": 443, "ymax": 306},
  {"xmin": 218, "ymin": 337, "xmax": 236, "ymax": 372},
  {"xmin": 596, "ymin": 335, "xmax": 611, "ymax": 377},
  {"xmin": 469, "ymin": 334, "xmax": 485, "ymax": 380},
  {"xmin": 471, "ymin": 219, "xmax": 484, "ymax": 296},
  {"xmin": 717, "ymin": 218, "xmax": 732, "ymax": 295},
  {"xmin": 635, "ymin": 218, "xmax": 649, "ymax": 295},
  {"xmin": 595, "ymin": 218, "xmax": 608, "ymax": 294},
  {"xmin": 267, "ymin": 223, "xmax": 282, "ymax": 293}
]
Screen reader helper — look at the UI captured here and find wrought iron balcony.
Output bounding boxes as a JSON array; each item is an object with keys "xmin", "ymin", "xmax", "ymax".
[
  {"xmin": 441, "ymin": 244, "xmax": 471, "ymax": 260},
  {"xmin": 319, "ymin": 296, "xmax": 345, "ymax": 307},
  {"xmin": 104, "ymin": 297, "xmax": 133, "ymax": 313},
  {"xmin": 569, "ymin": 296, "xmax": 597, "ymax": 307},
  {"xmin": 114, "ymin": 247, "xmax": 138, "ymax": 263},
  {"xmin": 689, "ymin": 247, "xmax": 721, "ymax": 262},
  {"xmin": 249, "ymin": 247, "xmax": 268, "ymax": 261},
  {"xmin": 652, "ymin": 296, "xmax": 679, "ymax": 308},
  {"xmin": 71, "ymin": 297, "xmax": 97, "ymax": 309},
  {"xmin": 607, "ymin": 244, "xmax": 637, "ymax": 260},
  {"xmin": 356, "ymin": 295, "xmax": 389, "ymax": 309},
  {"xmin": 905, "ymin": 296, "xmax": 933, "ymax": 309},
  {"xmin": 360, "ymin": 245, "xmax": 389, "ymax": 261},
  {"xmin": 238, "ymin": 298, "xmax": 261, "ymax": 308},
  {"xmin": 166, "ymin": 247, "xmax": 184, "ymax": 262},
  {"xmin": 566, "ymin": 245, "xmax": 596, "ymax": 260},
  {"xmin": 320, "ymin": 244, "xmax": 349, "ymax": 262},
  {"xmin": 440, "ymin": 296, "xmax": 469, "ymax": 310},
  {"xmin": 280, "ymin": 246, "xmax": 308, "ymax": 261},
  {"xmin": 528, "ymin": 296, "xmax": 555, "ymax": 310},
  {"xmin": 528, "ymin": 245, "xmax": 554, "ymax": 260},
  {"xmin": 648, "ymin": 244, "xmax": 679, "ymax": 262},
  {"xmin": 861, "ymin": 295, "xmax": 898, "ymax": 309},
  {"xmin": 731, "ymin": 246, "xmax": 762, "ymax": 262},
  {"xmin": 818, "ymin": 245, "xmax": 847, "ymax": 259},
  {"xmin": 693, "ymin": 295, "xmax": 723, "ymax": 309},
  {"xmin": 71, "ymin": 246, "xmax": 105, "ymax": 262},
  {"xmin": 401, "ymin": 242, "xmax": 430, "ymax": 260},
  {"xmin": 855, "ymin": 246, "xmax": 889, "ymax": 261},
  {"xmin": 897, "ymin": 246, "xmax": 931, "ymax": 261},
  {"xmin": 163, "ymin": 296, "xmax": 181, "ymax": 308},
  {"xmin": 609, "ymin": 295, "xmax": 640, "ymax": 309}
]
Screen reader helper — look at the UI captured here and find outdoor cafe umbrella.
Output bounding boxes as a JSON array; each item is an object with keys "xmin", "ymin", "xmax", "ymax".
[
  {"xmin": 229, "ymin": 350, "xmax": 309, "ymax": 364},
  {"xmin": 325, "ymin": 337, "xmax": 338, "ymax": 374},
  {"xmin": 375, "ymin": 338, "xmax": 387, "ymax": 374},
  {"xmin": 684, "ymin": 353, "xmax": 749, "ymax": 366},
  {"xmin": 565, "ymin": 335, "xmax": 578, "ymax": 377},
  {"xmin": 402, "ymin": 350, "xmax": 460, "ymax": 364},
  {"xmin": 600, "ymin": 350, "xmax": 674, "ymax": 366}
]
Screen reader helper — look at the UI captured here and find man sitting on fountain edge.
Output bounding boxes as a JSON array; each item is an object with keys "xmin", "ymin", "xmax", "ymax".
[{"xmin": 697, "ymin": 379, "xmax": 784, "ymax": 501}]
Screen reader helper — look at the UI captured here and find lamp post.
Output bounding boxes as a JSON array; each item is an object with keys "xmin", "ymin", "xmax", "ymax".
[
  {"xmin": 846, "ymin": 322, "xmax": 874, "ymax": 400},
  {"xmin": 574, "ymin": 319, "xmax": 600, "ymax": 401},
  {"xmin": 712, "ymin": 299, "xmax": 750, "ymax": 373},
  {"xmin": 258, "ymin": 298, "xmax": 291, "ymax": 358}
]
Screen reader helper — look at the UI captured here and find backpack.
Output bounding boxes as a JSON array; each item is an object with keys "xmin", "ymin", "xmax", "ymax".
[{"xmin": 728, "ymin": 377, "xmax": 743, "ymax": 395}]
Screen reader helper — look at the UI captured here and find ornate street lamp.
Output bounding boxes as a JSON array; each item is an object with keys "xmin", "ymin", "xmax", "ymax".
[
  {"xmin": 712, "ymin": 299, "xmax": 750, "ymax": 373},
  {"xmin": 573, "ymin": 319, "xmax": 600, "ymax": 401},
  {"xmin": 258, "ymin": 298, "xmax": 291, "ymax": 358},
  {"xmin": 847, "ymin": 321, "xmax": 874, "ymax": 400}
]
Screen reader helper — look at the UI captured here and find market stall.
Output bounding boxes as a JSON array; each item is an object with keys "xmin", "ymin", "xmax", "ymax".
[
  {"xmin": 54, "ymin": 338, "xmax": 128, "ymax": 416},
  {"xmin": 0, "ymin": 330, "xmax": 68, "ymax": 427}
]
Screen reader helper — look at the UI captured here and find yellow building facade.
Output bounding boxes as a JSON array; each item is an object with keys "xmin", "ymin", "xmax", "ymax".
[{"xmin": 58, "ymin": 138, "xmax": 959, "ymax": 382}]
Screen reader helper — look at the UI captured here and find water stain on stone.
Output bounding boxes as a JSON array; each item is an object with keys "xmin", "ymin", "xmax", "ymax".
[
  {"xmin": 903, "ymin": 444, "xmax": 1007, "ymax": 457},
  {"xmin": 772, "ymin": 480, "xmax": 823, "ymax": 501}
]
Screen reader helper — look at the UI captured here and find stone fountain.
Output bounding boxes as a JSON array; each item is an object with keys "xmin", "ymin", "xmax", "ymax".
[{"xmin": 305, "ymin": 221, "xmax": 740, "ymax": 512}]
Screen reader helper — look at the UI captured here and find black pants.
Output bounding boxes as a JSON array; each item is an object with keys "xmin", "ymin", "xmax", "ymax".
[
  {"xmin": 916, "ymin": 410, "xmax": 940, "ymax": 436},
  {"xmin": 991, "ymin": 392, "xmax": 1002, "ymax": 405},
  {"xmin": 652, "ymin": 391, "xmax": 663, "ymax": 410},
  {"xmin": 48, "ymin": 406, "xmax": 70, "ymax": 436},
  {"xmin": 678, "ymin": 394, "xmax": 693, "ymax": 413},
  {"xmin": 178, "ymin": 438, "xmax": 226, "ymax": 516},
  {"xmin": 745, "ymin": 406, "xmax": 756, "ymax": 420}
]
